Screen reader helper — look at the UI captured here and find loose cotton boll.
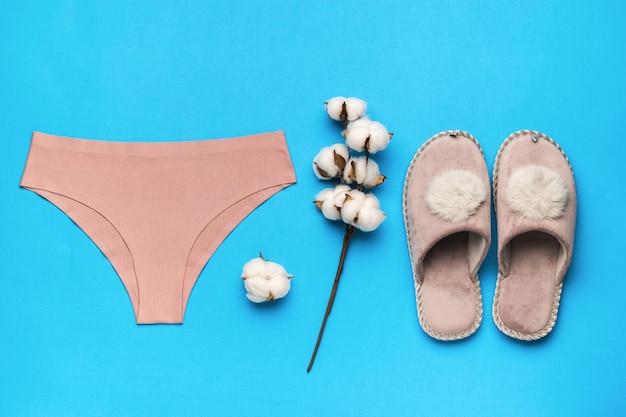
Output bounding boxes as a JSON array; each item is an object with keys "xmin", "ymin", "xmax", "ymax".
[
  {"xmin": 325, "ymin": 96, "xmax": 347, "ymax": 121},
  {"xmin": 344, "ymin": 97, "xmax": 367, "ymax": 121},
  {"xmin": 241, "ymin": 256, "xmax": 294, "ymax": 303},
  {"xmin": 366, "ymin": 121, "xmax": 392, "ymax": 154},
  {"xmin": 241, "ymin": 257, "xmax": 266, "ymax": 279},
  {"xmin": 344, "ymin": 118, "xmax": 372, "ymax": 152},
  {"xmin": 243, "ymin": 277, "xmax": 272, "ymax": 303},
  {"xmin": 312, "ymin": 143, "xmax": 349, "ymax": 179}
]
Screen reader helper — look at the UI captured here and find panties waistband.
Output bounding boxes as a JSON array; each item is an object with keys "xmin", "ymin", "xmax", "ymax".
[{"xmin": 29, "ymin": 131, "xmax": 289, "ymax": 157}]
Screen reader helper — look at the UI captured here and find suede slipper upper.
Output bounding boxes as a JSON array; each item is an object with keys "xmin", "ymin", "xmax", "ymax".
[
  {"xmin": 403, "ymin": 131, "xmax": 491, "ymax": 340},
  {"xmin": 492, "ymin": 130, "xmax": 577, "ymax": 341}
]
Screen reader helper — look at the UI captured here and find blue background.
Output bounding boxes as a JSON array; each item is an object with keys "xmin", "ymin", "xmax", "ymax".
[{"xmin": 1, "ymin": 1, "xmax": 625, "ymax": 416}]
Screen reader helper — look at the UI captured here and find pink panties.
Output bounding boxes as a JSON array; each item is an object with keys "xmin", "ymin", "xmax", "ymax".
[{"xmin": 20, "ymin": 131, "xmax": 296, "ymax": 324}]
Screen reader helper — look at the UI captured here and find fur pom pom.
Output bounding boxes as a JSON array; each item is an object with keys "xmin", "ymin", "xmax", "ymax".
[
  {"xmin": 504, "ymin": 165, "xmax": 568, "ymax": 220},
  {"xmin": 426, "ymin": 169, "xmax": 487, "ymax": 223}
]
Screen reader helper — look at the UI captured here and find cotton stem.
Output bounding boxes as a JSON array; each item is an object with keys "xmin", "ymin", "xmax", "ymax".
[{"xmin": 307, "ymin": 223, "xmax": 356, "ymax": 372}]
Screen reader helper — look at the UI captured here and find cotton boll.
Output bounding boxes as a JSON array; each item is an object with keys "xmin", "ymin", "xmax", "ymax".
[
  {"xmin": 312, "ymin": 144, "xmax": 349, "ymax": 179},
  {"xmin": 344, "ymin": 97, "xmax": 367, "ymax": 121},
  {"xmin": 362, "ymin": 159, "xmax": 383, "ymax": 188},
  {"xmin": 359, "ymin": 158, "xmax": 385, "ymax": 188},
  {"xmin": 314, "ymin": 187, "xmax": 338, "ymax": 204},
  {"xmin": 316, "ymin": 184, "xmax": 351, "ymax": 221},
  {"xmin": 345, "ymin": 188, "xmax": 367, "ymax": 202},
  {"xmin": 362, "ymin": 192, "xmax": 381, "ymax": 209},
  {"xmin": 366, "ymin": 121, "xmax": 391, "ymax": 154},
  {"xmin": 266, "ymin": 259, "xmax": 293, "ymax": 280},
  {"xmin": 342, "ymin": 157, "xmax": 385, "ymax": 189},
  {"xmin": 325, "ymin": 96, "xmax": 347, "ymax": 121},
  {"xmin": 330, "ymin": 143, "xmax": 349, "ymax": 162},
  {"xmin": 344, "ymin": 118, "xmax": 372, "ymax": 152},
  {"xmin": 268, "ymin": 276, "xmax": 291, "ymax": 301},
  {"xmin": 241, "ymin": 256, "xmax": 293, "ymax": 303},
  {"xmin": 321, "ymin": 199, "xmax": 342, "ymax": 221},
  {"xmin": 354, "ymin": 206, "xmax": 386, "ymax": 232},
  {"xmin": 342, "ymin": 157, "xmax": 360, "ymax": 184},
  {"xmin": 340, "ymin": 197, "xmax": 362, "ymax": 226},
  {"xmin": 340, "ymin": 189, "xmax": 367, "ymax": 226},
  {"xmin": 244, "ymin": 278, "xmax": 272, "ymax": 303},
  {"xmin": 241, "ymin": 257, "xmax": 266, "ymax": 279}
]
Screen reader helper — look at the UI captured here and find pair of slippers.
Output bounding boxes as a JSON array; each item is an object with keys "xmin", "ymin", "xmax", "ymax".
[{"xmin": 403, "ymin": 130, "xmax": 576, "ymax": 341}]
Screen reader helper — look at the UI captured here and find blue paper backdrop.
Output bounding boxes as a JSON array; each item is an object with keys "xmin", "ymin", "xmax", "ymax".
[{"xmin": 1, "ymin": 1, "xmax": 625, "ymax": 416}]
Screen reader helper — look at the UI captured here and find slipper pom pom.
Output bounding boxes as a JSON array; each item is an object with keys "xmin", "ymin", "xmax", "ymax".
[
  {"xmin": 504, "ymin": 165, "xmax": 568, "ymax": 220},
  {"xmin": 426, "ymin": 169, "xmax": 487, "ymax": 223}
]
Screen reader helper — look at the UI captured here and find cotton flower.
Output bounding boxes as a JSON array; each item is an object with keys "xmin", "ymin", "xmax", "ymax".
[
  {"xmin": 344, "ymin": 118, "xmax": 392, "ymax": 154},
  {"xmin": 342, "ymin": 156, "xmax": 386, "ymax": 188},
  {"xmin": 339, "ymin": 189, "xmax": 367, "ymax": 226},
  {"xmin": 325, "ymin": 96, "xmax": 367, "ymax": 122},
  {"xmin": 339, "ymin": 190, "xmax": 386, "ymax": 231},
  {"xmin": 344, "ymin": 98, "xmax": 367, "ymax": 121},
  {"xmin": 313, "ymin": 143, "xmax": 349, "ymax": 179},
  {"xmin": 314, "ymin": 184, "xmax": 351, "ymax": 221},
  {"xmin": 353, "ymin": 205, "xmax": 386, "ymax": 232},
  {"xmin": 343, "ymin": 118, "xmax": 371, "ymax": 152},
  {"xmin": 241, "ymin": 255, "xmax": 294, "ymax": 303}
]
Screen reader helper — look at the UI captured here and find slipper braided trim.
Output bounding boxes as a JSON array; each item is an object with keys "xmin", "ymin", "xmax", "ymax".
[
  {"xmin": 491, "ymin": 129, "xmax": 573, "ymax": 341},
  {"xmin": 403, "ymin": 130, "xmax": 485, "ymax": 341}
]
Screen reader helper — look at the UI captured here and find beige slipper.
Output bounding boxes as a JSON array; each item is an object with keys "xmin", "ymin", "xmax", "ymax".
[
  {"xmin": 403, "ymin": 131, "xmax": 491, "ymax": 340},
  {"xmin": 492, "ymin": 130, "xmax": 577, "ymax": 340}
]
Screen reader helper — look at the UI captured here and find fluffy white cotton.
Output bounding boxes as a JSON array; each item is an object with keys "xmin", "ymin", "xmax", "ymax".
[
  {"xmin": 242, "ymin": 256, "xmax": 293, "ymax": 303},
  {"xmin": 325, "ymin": 96, "xmax": 347, "ymax": 121},
  {"xmin": 325, "ymin": 96, "xmax": 367, "ymax": 122},
  {"xmin": 315, "ymin": 184, "xmax": 351, "ymax": 221},
  {"xmin": 362, "ymin": 192, "xmax": 381, "ymax": 209},
  {"xmin": 344, "ymin": 97, "xmax": 367, "ymax": 121},
  {"xmin": 313, "ymin": 143, "xmax": 350, "ymax": 179},
  {"xmin": 342, "ymin": 157, "xmax": 385, "ymax": 188},
  {"xmin": 340, "ymin": 190, "xmax": 366, "ymax": 225},
  {"xmin": 314, "ymin": 187, "xmax": 338, "ymax": 205},
  {"xmin": 339, "ymin": 190, "xmax": 385, "ymax": 231},
  {"xmin": 367, "ymin": 121, "xmax": 392, "ymax": 153},
  {"xmin": 344, "ymin": 117, "xmax": 371, "ymax": 152},
  {"xmin": 505, "ymin": 165, "xmax": 568, "ymax": 221},
  {"xmin": 426, "ymin": 169, "xmax": 487, "ymax": 223},
  {"xmin": 354, "ymin": 206, "xmax": 386, "ymax": 232},
  {"xmin": 344, "ymin": 118, "xmax": 391, "ymax": 153}
]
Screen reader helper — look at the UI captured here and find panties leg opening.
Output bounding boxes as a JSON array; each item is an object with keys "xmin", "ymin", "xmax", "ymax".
[
  {"xmin": 22, "ymin": 186, "xmax": 140, "ymax": 317},
  {"xmin": 181, "ymin": 182, "xmax": 295, "ymax": 310}
]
